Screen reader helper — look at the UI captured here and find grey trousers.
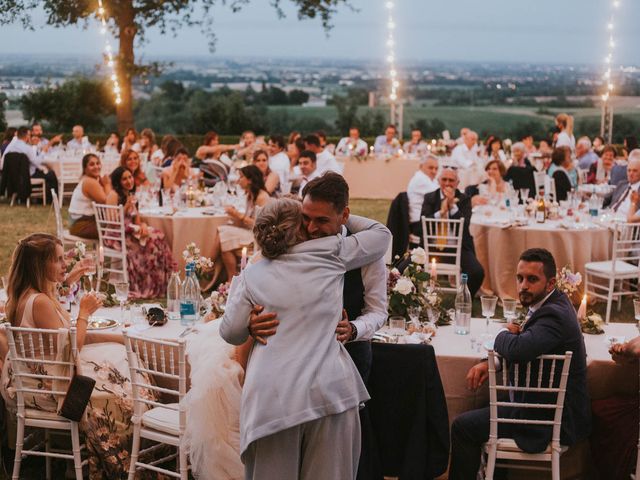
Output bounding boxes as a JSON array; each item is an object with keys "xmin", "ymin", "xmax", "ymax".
[{"xmin": 243, "ymin": 407, "xmax": 361, "ymax": 480}]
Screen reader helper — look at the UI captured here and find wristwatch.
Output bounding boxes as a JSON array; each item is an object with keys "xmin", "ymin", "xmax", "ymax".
[{"xmin": 348, "ymin": 322, "xmax": 358, "ymax": 342}]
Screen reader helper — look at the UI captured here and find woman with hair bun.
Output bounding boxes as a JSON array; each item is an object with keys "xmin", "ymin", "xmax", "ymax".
[{"xmin": 555, "ymin": 113, "xmax": 576, "ymax": 153}]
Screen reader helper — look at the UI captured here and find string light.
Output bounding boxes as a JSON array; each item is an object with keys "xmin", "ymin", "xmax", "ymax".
[
  {"xmin": 601, "ymin": 0, "xmax": 620, "ymax": 102},
  {"xmin": 97, "ymin": 0, "xmax": 121, "ymax": 105},
  {"xmin": 386, "ymin": 1, "xmax": 399, "ymax": 103}
]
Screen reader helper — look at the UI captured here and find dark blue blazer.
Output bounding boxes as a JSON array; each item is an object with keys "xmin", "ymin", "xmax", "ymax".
[{"xmin": 493, "ymin": 289, "xmax": 591, "ymax": 453}]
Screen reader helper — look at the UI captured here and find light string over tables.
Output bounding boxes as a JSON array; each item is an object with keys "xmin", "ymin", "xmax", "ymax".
[
  {"xmin": 385, "ymin": 0, "xmax": 403, "ymax": 133},
  {"xmin": 600, "ymin": 0, "xmax": 621, "ymax": 143},
  {"xmin": 96, "ymin": 0, "xmax": 122, "ymax": 105}
]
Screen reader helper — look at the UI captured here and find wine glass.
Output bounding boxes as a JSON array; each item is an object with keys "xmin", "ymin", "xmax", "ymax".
[
  {"xmin": 114, "ymin": 282, "xmax": 130, "ymax": 324},
  {"xmin": 84, "ymin": 253, "xmax": 97, "ymax": 292},
  {"xmin": 481, "ymin": 295, "xmax": 498, "ymax": 332},
  {"xmin": 519, "ymin": 188, "xmax": 529, "ymax": 205},
  {"xmin": 634, "ymin": 299, "xmax": 640, "ymax": 333},
  {"xmin": 502, "ymin": 298, "xmax": 518, "ymax": 324},
  {"xmin": 407, "ymin": 306, "xmax": 420, "ymax": 328}
]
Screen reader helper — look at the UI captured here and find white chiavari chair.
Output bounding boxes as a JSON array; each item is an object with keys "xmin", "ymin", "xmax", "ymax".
[
  {"xmin": 585, "ymin": 222, "xmax": 640, "ymax": 323},
  {"xmin": 57, "ymin": 158, "xmax": 83, "ymax": 206},
  {"xmin": 4, "ymin": 325, "xmax": 86, "ymax": 480},
  {"xmin": 51, "ymin": 188, "xmax": 95, "ymax": 250},
  {"xmin": 92, "ymin": 202, "xmax": 129, "ymax": 284},
  {"xmin": 421, "ymin": 216, "xmax": 464, "ymax": 293},
  {"xmin": 483, "ymin": 350, "xmax": 573, "ymax": 480},
  {"xmin": 123, "ymin": 331, "xmax": 189, "ymax": 480}
]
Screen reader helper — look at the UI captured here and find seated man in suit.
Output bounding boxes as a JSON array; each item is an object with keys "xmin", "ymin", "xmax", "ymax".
[
  {"xmin": 416, "ymin": 166, "xmax": 484, "ymax": 297},
  {"xmin": 603, "ymin": 149, "xmax": 640, "ymax": 215},
  {"xmin": 449, "ymin": 248, "xmax": 591, "ymax": 480}
]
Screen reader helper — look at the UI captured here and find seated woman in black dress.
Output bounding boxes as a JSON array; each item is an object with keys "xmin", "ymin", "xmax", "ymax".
[{"xmin": 551, "ymin": 146, "xmax": 573, "ymax": 201}]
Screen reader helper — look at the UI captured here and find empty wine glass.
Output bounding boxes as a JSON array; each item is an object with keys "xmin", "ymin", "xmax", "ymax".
[
  {"xmin": 407, "ymin": 306, "xmax": 420, "ymax": 327},
  {"xmin": 114, "ymin": 282, "xmax": 130, "ymax": 324},
  {"xmin": 519, "ymin": 188, "xmax": 530, "ymax": 204},
  {"xmin": 481, "ymin": 295, "xmax": 498, "ymax": 332},
  {"xmin": 84, "ymin": 253, "xmax": 97, "ymax": 292},
  {"xmin": 502, "ymin": 298, "xmax": 518, "ymax": 324}
]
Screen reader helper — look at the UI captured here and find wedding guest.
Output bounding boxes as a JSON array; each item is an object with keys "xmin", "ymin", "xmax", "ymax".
[
  {"xmin": 66, "ymin": 125, "xmax": 93, "ymax": 151},
  {"xmin": 511, "ymin": 142, "xmax": 531, "ymax": 168},
  {"xmin": 407, "ymin": 154, "xmax": 439, "ymax": 226},
  {"xmin": 215, "ymin": 165, "xmax": 271, "ymax": 279},
  {"xmin": 456, "ymin": 127, "xmax": 470, "ymax": 145},
  {"xmin": 297, "ymin": 150, "xmax": 319, "ymax": 195},
  {"xmin": 521, "ymin": 134, "xmax": 537, "ymax": 155},
  {"xmin": 451, "ymin": 130, "xmax": 481, "ymax": 169},
  {"xmin": 221, "ymin": 193, "xmax": 390, "ymax": 480},
  {"xmin": 268, "ymin": 134, "xmax": 290, "ymax": 182},
  {"xmin": 604, "ymin": 150, "xmax": 640, "ymax": 214},
  {"xmin": 160, "ymin": 136, "xmax": 184, "ymax": 168},
  {"xmin": 550, "ymin": 147, "xmax": 573, "ymax": 202},
  {"xmin": 485, "ymin": 136, "xmax": 507, "ymax": 165},
  {"xmin": 0, "ymin": 233, "xmax": 155, "ymax": 478},
  {"xmin": 418, "ymin": 167, "xmax": 484, "ymax": 297},
  {"xmin": 287, "ymin": 137, "xmax": 305, "ymax": 176},
  {"xmin": 465, "ymin": 159, "xmax": 508, "ymax": 207},
  {"xmin": 150, "ymin": 134, "xmax": 177, "ymax": 166},
  {"xmin": 288, "ymin": 131, "xmax": 301, "ymax": 145},
  {"xmin": 592, "ymin": 135, "xmax": 605, "ymax": 154},
  {"xmin": 68, "ymin": 153, "xmax": 112, "ymax": 239},
  {"xmin": 316, "ymin": 130, "xmax": 335, "ymax": 155},
  {"xmin": 374, "ymin": 124, "xmax": 401, "ymax": 155},
  {"xmin": 119, "ymin": 148, "xmax": 149, "ymax": 187},
  {"xmin": 623, "ymin": 136, "xmax": 639, "ymax": 160},
  {"xmin": 195, "ymin": 131, "xmax": 238, "ymax": 162},
  {"xmin": 450, "ymin": 248, "xmax": 591, "ymax": 480},
  {"xmin": 30, "ymin": 122, "xmax": 62, "ymax": 154},
  {"xmin": 2, "ymin": 126, "xmax": 58, "ymax": 203},
  {"xmin": 104, "ymin": 132, "xmax": 121, "ymax": 154},
  {"xmin": 587, "ymin": 145, "xmax": 617, "ymax": 184},
  {"xmin": 236, "ymin": 130, "xmax": 258, "ymax": 160},
  {"xmin": 106, "ymin": 167, "xmax": 175, "ymax": 298},
  {"xmin": 304, "ymin": 134, "xmax": 341, "ymax": 175},
  {"xmin": 576, "ymin": 136, "xmax": 599, "ymax": 170},
  {"xmin": 555, "ymin": 113, "xmax": 575, "ymax": 153},
  {"xmin": 403, "ymin": 128, "xmax": 429, "ymax": 156},
  {"xmin": 121, "ymin": 127, "xmax": 138, "ymax": 152},
  {"xmin": 253, "ymin": 149, "xmax": 280, "ymax": 195},
  {"xmin": 132, "ymin": 128, "xmax": 158, "ymax": 157},
  {"xmin": 161, "ymin": 147, "xmax": 194, "ymax": 192},
  {"xmin": 1, "ymin": 127, "xmax": 16, "ymax": 155},
  {"xmin": 335, "ymin": 127, "xmax": 368, "ymax": 156},
  {"xmin": 538, "ymin": 139, "xmax": 553, "ymax": 157}
]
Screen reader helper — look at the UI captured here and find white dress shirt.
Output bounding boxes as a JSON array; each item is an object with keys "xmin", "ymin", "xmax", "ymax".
[
  {"xmin": 316, "ymin": 149, "xmax": 342, "ymax": 175},
  {"xmin": 66, "ymin": 137, "xmax": 93, "ymax": 151},
  {"xmin": 556, "ymin": 132, "xmax": 576, "ymax": 153},
  {"xmin": 268, "ymin": 151, "xmax": 291, "ymax": 182},
  {"xmin": 335, "ymin": 138, "xmax": 368, "ymax": 156},
  {"xmin": 298, "ymin": 168, "xmax": 320, "ymax": 196},
  {"xmin": 614, "ymin": 181, "xmax": 640, "ymax": 216},
  {"xmin": 374, "ymin": 136, "xmax": 401, "ymax": 155},
  {"xmin": 407, "ymin": 170, "xmax": 439, "ymax": 223},
  {"xmin": 2, "ymin": 137, "xmax": 41, "ymax": 175},
  {"xmin": 451, "ymin": 143, "xmax": 482, "ymax": 169},
  {"xmin": 403, "ymin": 140, "xmax": 429, "ymax": 156}
]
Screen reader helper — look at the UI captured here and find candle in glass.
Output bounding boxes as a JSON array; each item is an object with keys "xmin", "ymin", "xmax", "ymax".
[
  {"xmin": 430, "ymin": 258, "xmax": 437, "ymax": 287},
  {"xmin": 577, "ymin": 294, "xmax": 587, "ymax": 320}
]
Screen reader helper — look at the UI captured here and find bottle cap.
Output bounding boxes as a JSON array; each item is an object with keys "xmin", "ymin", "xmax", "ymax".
[{"xmin": 461, "ymin": 273, "xmax": 468, "ymax": 281}]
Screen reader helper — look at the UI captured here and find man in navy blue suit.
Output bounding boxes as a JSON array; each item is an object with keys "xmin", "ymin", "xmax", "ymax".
[{"xmin": 449, "ymin": 248, "xmax": 591, "ymax": 479}]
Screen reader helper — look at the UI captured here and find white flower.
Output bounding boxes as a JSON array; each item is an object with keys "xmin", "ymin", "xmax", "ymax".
[
  {"xmin": 410, "ymin": 247, "xmax": 427, "ymax": 265},
  {"xmin": 393, "ymin": 277, "xmax": 414, "ymax": 295},
  {"xmin": 182, "ymin": 250, "xmax": 191, "ymax": 260},
  {"xmin": 390, "ymin": 268, "xmax": 400, "ymax": 276},
  {"xmin": 75, "ymin": 241, "xmax": 86, "ymax": 256}
]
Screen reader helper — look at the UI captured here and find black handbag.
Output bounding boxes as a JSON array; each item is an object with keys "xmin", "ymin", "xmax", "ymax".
[{"xmin": 59, "ymin": 366, "xmax": 96, "ymax": 422}]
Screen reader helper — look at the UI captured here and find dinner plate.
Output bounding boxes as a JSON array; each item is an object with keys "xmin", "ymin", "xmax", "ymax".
[{"xmin": 87, "ymin": 317, "xmax": 119, "ymax": 330}]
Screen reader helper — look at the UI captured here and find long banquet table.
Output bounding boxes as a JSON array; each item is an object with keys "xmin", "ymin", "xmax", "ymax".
[
  {"xmin": 471, "ymin": 209, "xmax": 613, "ymax": 299},
  {"xmin": 340, "ymin": 156, "xmax": 420, "ymax": 200}
]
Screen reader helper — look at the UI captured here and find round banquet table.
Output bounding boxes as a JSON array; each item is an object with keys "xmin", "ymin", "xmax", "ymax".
[
  {"xmin": 339, "ymin": 155, "xmax": 421, "ymax": 199},
  {"xmin": 139, "ymin": 206, "xmax": 230, "ymax": 280},
  {"xmin": 471, "ymin": 209, "xmax": 613, "ymax": 299}
]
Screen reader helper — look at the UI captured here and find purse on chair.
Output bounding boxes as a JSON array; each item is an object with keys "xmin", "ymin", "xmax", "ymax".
[{"xmin": 59, "ymin": 367, "xmax": 96, "ymax": 422}]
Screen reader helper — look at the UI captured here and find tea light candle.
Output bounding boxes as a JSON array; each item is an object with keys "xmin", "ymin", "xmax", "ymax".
[
  {"xmin": 577, "ymin": 294, "xmax": 587, "ymax": 320},
  {"xmin": 241, "ymin": 247, "xmax": 248, "ymax": 270}
]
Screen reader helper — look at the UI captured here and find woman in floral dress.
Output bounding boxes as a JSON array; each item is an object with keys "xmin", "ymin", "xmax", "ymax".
[
  {"xmin": 0, "ymin": 233, "xmax": 156, "ymax": 479},
  {"xmin": 106, "ymin": 166, "xmax": 176, "ymax": 299}
]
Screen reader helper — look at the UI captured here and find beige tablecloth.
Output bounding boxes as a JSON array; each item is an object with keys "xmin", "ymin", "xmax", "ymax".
[
  {"xmin": 341, "ymin": 156, "xmax": 420, "ymax": 199},
  {"xmin": 471, "ymin": 214, "xmax": 613, "ymax": 299}
]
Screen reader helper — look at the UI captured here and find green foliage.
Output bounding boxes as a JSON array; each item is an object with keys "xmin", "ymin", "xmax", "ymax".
[
  {"xmin": 20, "ymin": 78, "xmax": 115, "ymax": 132},
  {"xmin": 410, "ymin": 118, "xmax": 448, "ymax": 138},
  {"xmin": 577, "ymin": 114, "xmax": 639, "ymax": 144}
]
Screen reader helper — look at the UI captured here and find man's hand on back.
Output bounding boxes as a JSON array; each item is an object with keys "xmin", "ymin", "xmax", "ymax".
[
  {"xmin": 248, "ymin": 305, "xmax": 279, "ymax": 345},
  {"xmin": 335, "ymin": 309, "xmax": 352, "ymax": 343}
]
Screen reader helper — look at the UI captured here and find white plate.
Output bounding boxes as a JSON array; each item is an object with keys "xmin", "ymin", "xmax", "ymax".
[{"xmin": 87, "ymin": 316, "xmax": 119, "ymax": 330}]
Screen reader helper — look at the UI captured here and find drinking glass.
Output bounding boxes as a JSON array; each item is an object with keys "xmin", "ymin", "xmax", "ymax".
[
  {"xmin": 519, "ymin": 188, "xmax": 529, "ymax": 204},
  {"xmin": 407, "ymin": 306, "xmax": 420, "ymax": 327},
  {"xmin": 634, "ymin": 299, "xmax": 640, "ymax": 333},
  {"xmin": 388, "ymin": 316, "xmax": 406, "ymax": 339},
  {"xmin": 481, "ymin": 295, "xmax": 498, "ymax": 332},
  {"xmin": 84, "ymin": 253, "xmax": 97, "ymax": 292},
  {"xmin": 502, "ymin": 298, "xmax": 518, "ymax": 323},
  {"xmin": 114, "ymin": 282, "xmax": 130, "ymax": 324}
]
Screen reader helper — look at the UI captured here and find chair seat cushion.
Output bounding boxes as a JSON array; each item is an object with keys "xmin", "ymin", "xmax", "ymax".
[
  {"xmin": 142, "ymin": 404, "xmax": 180, "ymax": 436},
  {"xmin": 26, "ymin": 408, "xmax": 68, "ymax": 422},
  {"xmin": 585, "ymin": 260, "xmax": 639, "ymax": 275}
]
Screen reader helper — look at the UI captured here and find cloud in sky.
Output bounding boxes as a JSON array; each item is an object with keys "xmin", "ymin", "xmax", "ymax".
[{"xmin": 0, "ymin": 0, "xmax": 638, "ymax": 65}]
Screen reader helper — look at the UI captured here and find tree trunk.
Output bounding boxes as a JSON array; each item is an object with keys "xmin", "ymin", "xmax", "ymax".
[{"xmin": 116, "ymin": 5, "xmax": 136, "ymax": 132}]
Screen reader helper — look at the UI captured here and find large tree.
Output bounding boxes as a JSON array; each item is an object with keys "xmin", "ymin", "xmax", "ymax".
[{"xmin": 0, "ymin": 0, "xmax": 351, "ymax": 131}]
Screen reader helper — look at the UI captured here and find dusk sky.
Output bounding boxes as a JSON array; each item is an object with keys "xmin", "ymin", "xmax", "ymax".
[{"xmin": 1, "ymin": 0, "xmax": 639, "ymax": 65}]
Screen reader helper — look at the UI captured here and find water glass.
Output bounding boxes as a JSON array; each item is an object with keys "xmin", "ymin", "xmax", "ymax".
[
  {"xmin": 502, "ymin": 298, "xmax": 518, "ymax": 323},
  {"xmin": 114, "ymin": 282, "xmax": 130, "ymax": 324},
  {"xmin": 519, "ymin": 188, "xmax": 529, "ymax": 204},
  {"xmin": 481, "ymin": 295, "xmax": 498, "ymax": 330},
  {"xmin": 84, "ymin": 253, "xmax": 97, "ymax": 292},
  {"xmin": 634, "ymin": 299, "xmax": 640, "ymax": 332},
  {"xmin": 388, "ymin": 315, "xmax": 406, "ymax": 335}
]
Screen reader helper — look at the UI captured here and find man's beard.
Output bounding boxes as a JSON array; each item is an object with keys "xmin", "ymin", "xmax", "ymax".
[{"xmin": 518, "ymin": 290, "xmax": 547, "ymax": 308}]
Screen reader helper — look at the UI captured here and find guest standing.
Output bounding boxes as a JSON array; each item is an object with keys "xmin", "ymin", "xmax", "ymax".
[
  {"xmin": 68, "ymin": 153, "xmax": 112, "ymax": 239},
  {"xmin": 555, "ymin": 113, "xmax": 575, "ymax": 153}
]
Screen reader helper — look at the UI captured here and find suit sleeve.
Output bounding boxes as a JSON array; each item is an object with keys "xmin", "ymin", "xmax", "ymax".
[
  {"xmin": 219, "ymin": 273, "xmax": 254, "ymax": 345},
  {"xmin": 339, "ymin": 215, "xmax": 392, "ymax": 271},
  {"xmin": 493, "ymin": 315, "xmax": 566, "ymax": 363},
  {"xmin": 420, "ymin": 192, "xmax": 437, "ymax": 220}
]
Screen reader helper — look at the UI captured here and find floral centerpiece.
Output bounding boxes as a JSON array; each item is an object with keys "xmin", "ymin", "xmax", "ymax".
[
  {"xmin": 387, "ymin": 248, "xmax": 450, "ymax": 325},
  {"xmin": 203, "ymin": 282, "xmax": 230, "ymax": 319},
  {"xmin": 580, "ymin": 311, "xmax": 605, "ymax": 335},
  {"xmin": 556, "ymin": 265, "xmax": 582, "ymax": 306},
  {"xmin": 182, "ymin": 242, "xmax": 214, "ymax": 280}
]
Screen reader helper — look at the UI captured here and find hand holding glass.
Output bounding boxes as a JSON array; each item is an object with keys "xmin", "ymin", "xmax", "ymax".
[{"xmin": 502, "ymin": 298, "xmax": 518, "ymax": 323}]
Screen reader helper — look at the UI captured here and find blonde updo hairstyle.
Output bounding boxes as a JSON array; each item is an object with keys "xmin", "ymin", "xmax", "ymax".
[{"xmin": 253, "ymin": 198, "xmax": 304, "ymax": 259}]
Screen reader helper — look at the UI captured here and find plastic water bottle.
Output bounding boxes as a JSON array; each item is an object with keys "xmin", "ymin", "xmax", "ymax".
[
  {"xmin": 180, "ymin": 263, "xmax": 199, "ymax": 326},
  {"xmin": 454, "ymin": 273, "xmax": 472, "ymax": 335},
  {"xmin": 167, "ymin": 270, "xmax": 181, "ymax": 321}
]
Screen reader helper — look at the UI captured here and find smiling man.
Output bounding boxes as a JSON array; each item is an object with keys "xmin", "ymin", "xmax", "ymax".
[{"xmin": 449, "ymin": 248, "xmax": 591, "ymax": 480}]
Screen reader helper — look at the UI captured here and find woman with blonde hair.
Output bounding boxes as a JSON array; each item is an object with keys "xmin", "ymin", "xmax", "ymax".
[
  {"xmin": 119, "ymin": 148, "xmax": 149, "ymax": 187},
  {"xmin": 0, "ymin": 233, "xmax": 154, "ymax": 478},
  {"xmin": 555, "ymin": 113, "xmax": 575, "ymax": 153}
]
